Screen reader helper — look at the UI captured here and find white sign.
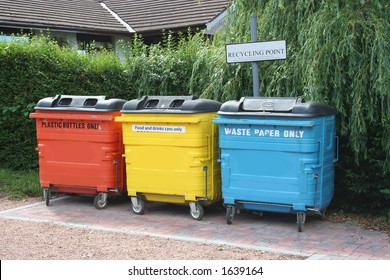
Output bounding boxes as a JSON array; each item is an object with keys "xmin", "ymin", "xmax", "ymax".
[
  {"xmin": 132, "ymin": 124, "xmax": 186, "ymax": 133},
  {"xmin": 226, "ymin": 40, "xmax": 287, "ymax": 63},
  {"xmin": 223, "ymin": 127, "xmax": 304, "ymax": 138}
]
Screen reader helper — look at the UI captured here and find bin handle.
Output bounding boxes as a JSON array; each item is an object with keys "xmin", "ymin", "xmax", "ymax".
[
  {"xmin": 319, "ymin": 140, "xmax": 323, "ymax": 167},
  {"xmin": 29, "ymin": 112, "xmax": 114, "ymax": 121},
  {"xmin": 213, "ymin": 118, "xmax": 316, "ymax": 127},
  {"xmin": 333, "ymin": 136, "xmax": 339, "ymax": 163},
  {"xmin": 311, "ymin": 141, "xmax": 323, "ymax": 169},
  {"xmin": 117, "ymin": 116, "xmax": 200, "ymax": 124},
  {"xmin": 200, "ymin": 135, "xmax": 211, "ymax": 161},
  {"xmin": 35, "ymin": 144, "xmax": 44, "ymax": 157}
]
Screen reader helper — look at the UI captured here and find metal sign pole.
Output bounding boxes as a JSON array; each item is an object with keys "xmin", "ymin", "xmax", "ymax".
[
  {"xmin": 251, "ymin": 14, "xmax": 259, "ymax": 97},
  {"xmin": 225, "ymin": 16, "xmax": 286, "ymax": 97}
]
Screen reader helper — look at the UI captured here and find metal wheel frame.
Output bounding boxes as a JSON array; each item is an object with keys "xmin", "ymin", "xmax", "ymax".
[
  {"xmin": 94, "ymin": 193, "xmax": 108, "ymax": 210},
  {"xmin": 320, "ymin": 208, "xmax": 327, "ymax": 220},
  {"xmin": 189, "ymin": 202, "xmax": 204, "ymax": 221},
  {"xmin": 131, "ymin": 197, "xmax": 145, "ymax": 215},
  {"xmin": 44, "ymin": 189, "xmax": 51, "ymax": 206},
  {"xmin": 226, "ymin": 205, "xmax": 235, "ymax": 225},
  {"xmin": 297, "ymin": 211, "xmax": 306, "ymax": 232}
]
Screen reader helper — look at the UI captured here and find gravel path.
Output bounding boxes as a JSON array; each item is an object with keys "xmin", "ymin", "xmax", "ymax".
[{"xmin": 0, "ymin": 196, "xmax": 305, "ymax": 260}]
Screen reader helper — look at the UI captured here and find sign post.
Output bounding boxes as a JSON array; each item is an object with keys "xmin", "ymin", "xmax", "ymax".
[
  {"xmin": 251, "ymin": 15, "xmax": 259, "ymax": 97},
  {"xmin": 226, "ymin": 15, "xmax": 287, "ymax": 97}
]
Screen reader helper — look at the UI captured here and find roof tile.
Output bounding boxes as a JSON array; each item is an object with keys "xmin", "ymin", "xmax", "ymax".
[
  {"xmin": 104, "ymin": 0, "xmax": 229, "ymax": 32},
  {"xmin": 0, "ymin": 0, "xmax": 129, "ymax": 34},
  {"xmin": 0, "ymin": 0, "xmax": 230, "ymax": 35}
]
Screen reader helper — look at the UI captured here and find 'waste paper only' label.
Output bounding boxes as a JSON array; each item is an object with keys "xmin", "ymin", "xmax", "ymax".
[
  {"xmin": 223, "ymin": 127, "xmax": 305, "ymax": 138},
  {"xmin": 132, "ymin": 124, "xmax": 186, "ymax": 133}
]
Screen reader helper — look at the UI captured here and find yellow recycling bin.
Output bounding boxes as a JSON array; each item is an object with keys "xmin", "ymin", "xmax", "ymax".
[{"xmin": 116, "ymin": 96, "xmax": 221, "ymax": 220}]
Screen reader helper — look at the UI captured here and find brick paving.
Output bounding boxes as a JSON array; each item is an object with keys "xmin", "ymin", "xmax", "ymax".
[{"xmin": 0, "ymin": 195, "xmax": 389, "ymax": 260}]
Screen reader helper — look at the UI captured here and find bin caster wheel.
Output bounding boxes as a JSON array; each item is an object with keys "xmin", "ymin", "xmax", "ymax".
[
  {"xmin": 94, "ymin": 193, "xmax": 108, "ymax": 210},
  {"xmin": 189, "ymin": 202, "xmax": 204, "ymax": 221},
  {"xmin": 226, "ymin": 205, "xmax": 235, "ymax": 225},
  {"xmin": 320, "ymin": 208, "xmax": 327, "ymax": 220},
  {"xmin": 131, "ymin": 197, "xmax": 145, "ymax": 215},
  {"xmin": 44, "ymin": 189, "xmax": 51, "ymax": 206},
  {"xmin": 297, "ymin": 212, "xmax": 306, "ymax": 232}
]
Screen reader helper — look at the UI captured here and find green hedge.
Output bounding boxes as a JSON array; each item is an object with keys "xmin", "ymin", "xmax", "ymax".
[
  {"xmin": 0, "ymin": 36, "xmax": 135, "ymax": 170},
  {"xmin": 0, "ymin": 33, "xmax": 216, "ymax": 171},
  {"xmin": 0, "ymin": 0, "xmax": 389, "ymax": 214}
]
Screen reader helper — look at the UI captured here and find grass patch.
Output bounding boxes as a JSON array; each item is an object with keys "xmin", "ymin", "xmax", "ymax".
[{"xmin": 0, "ymin": 168, "xmax": 41, "ymax": 199}]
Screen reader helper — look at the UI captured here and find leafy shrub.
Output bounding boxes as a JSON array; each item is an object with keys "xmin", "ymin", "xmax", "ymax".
[
  {"xmin": 207, "ymin": 0, "xmax": 390, "ymax": 214},
  {"xmin": 0, "ymin": 0, "xmax": 389, "ymax": 214},
  {"xmin": 0, "ymin": 35, "xmax": 134, "ymax": 170}
]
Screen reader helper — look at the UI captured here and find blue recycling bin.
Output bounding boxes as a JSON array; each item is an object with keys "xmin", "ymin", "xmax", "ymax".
[{"xmin": 213, "ymin": 97, "xmax": 338, "ymax": 231}]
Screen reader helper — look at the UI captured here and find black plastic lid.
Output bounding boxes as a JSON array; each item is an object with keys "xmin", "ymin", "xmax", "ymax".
[
  {"xmin": 121, "ymin": 96, "xmax": 222, "ymax": 114},
  {"xmin": 218, "ymin": 97, "xmax": 335, "ymax": 117},
  {"xmin": 34, "ymin": 95, "xmax": 127, "ymax": 112}
]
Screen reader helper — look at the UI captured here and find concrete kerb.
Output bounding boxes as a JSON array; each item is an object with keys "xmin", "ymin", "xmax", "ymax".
[
  {"xmin": 0, "ymin": 196, "xmax": 390, "ymax": 260},
  {"xmin": 0, "ymin": 195, "xmax": 68, "ymax": 215},
  {"xmin": 0, "ymin": 196, "xmax": 314, "ymax": 259},
  {"xmin": 0, "ymin": 214, "xmax": 313, "ymax": 259}
]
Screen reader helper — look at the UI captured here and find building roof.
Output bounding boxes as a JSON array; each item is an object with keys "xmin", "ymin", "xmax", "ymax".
[
  {"xmin": 104, "ymin": 0, "xmax": 229, "ymax": 34},
  {"xmin": 0, "ymin": 0, "xmax": 129, "ymax": 34},
  {"xmin": 0, "ymin": 0, "xmax": 230, "ymax": 36}
]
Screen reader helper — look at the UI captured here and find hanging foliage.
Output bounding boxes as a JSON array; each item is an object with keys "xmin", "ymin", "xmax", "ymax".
[
  {"xmin": 202, "ymin": 0, "xmax": 389, "ymax": 213},
  {"xmin": 0, "ymin": 0, "xmax": 388, "ymax": 213}
]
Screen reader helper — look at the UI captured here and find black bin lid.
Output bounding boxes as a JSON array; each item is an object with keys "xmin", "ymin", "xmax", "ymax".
[
  {"xmin": 34, "ymin": 95, "xmax": 126, "ymax": 112},
  {"xmin": 219, "ymin": 97, "xmax": 335, "ymax": 117},
  {"xmin": 121, "ymin": 96, "xmax": 221, "ymax": 114}
]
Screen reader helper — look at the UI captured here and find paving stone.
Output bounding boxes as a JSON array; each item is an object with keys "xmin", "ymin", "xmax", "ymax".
[{"xmin": 1, "ymin": 195, "xmax": 389, "ymax": 260}]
